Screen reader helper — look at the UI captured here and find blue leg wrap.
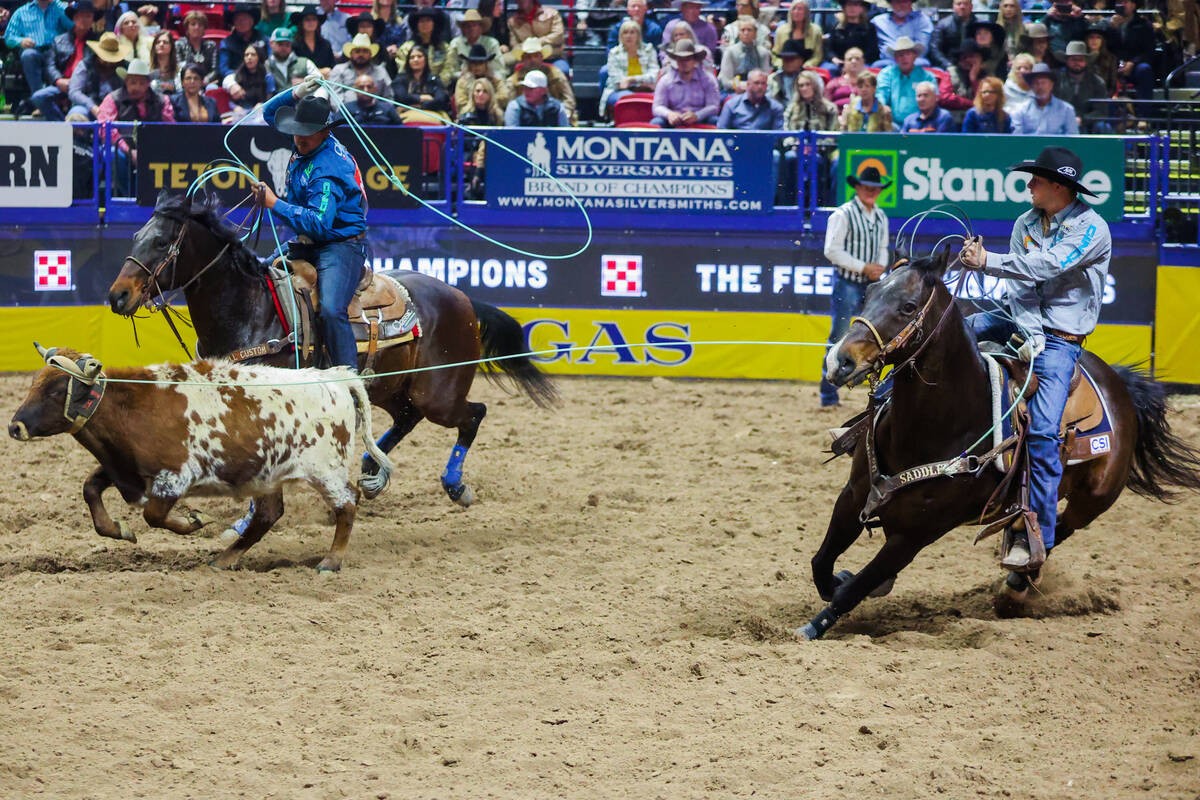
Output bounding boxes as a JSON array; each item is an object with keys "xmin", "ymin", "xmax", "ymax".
[
  {"xmin": 441, "ymin": 444, "xmax": 469, "ymax": 493},
  {"xmin": 231, "ymin": 499, "xmax": 256, "ymax": 537}
]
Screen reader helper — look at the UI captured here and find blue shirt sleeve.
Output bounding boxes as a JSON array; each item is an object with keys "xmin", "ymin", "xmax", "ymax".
[
  {"xmin": 274, "ymin": 175, "xmax": 345, "ymax": 241},
  {"xmin": 717, "ymin": 99, "xmax": 734, "ymax": 129},
  {"xmin": 261, "ymin": 89, "xmax": 295, "ymax": 128},
  {"xmin": 984, "ymin": 213, "xmax": 1111, "ymax": 283},
  {"xmin": 936, "ymin": 110, "xmax": 954, "ymax": 132},
  {"xmin": 962, "ymin": 108, "xmax": 978, "ymax": 133}
]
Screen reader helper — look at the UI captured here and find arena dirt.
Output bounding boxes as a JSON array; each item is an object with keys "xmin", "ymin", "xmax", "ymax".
[{"xmin": 1, "ymin": 372, "xmax": 1197, "ymax": 799}]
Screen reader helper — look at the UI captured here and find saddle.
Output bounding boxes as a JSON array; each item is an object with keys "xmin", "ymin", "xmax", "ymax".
[{"xmin": 264, "ymin": 256, "xmax": 420, "ymax": 371}]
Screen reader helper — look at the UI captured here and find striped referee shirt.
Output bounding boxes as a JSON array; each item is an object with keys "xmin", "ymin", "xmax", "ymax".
[{"xmin": 823, "ymin": 195, "xmax": 889, "ymax": 283}]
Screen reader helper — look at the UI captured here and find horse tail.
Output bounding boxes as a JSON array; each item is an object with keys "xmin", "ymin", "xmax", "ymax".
[
  {"xmin": 471, "ymin": 299, "xmax": 559, "ymax": 409},
  {"xmin": 1115, "ymin": 365, "xmax": 1200, "ymax": 501}
]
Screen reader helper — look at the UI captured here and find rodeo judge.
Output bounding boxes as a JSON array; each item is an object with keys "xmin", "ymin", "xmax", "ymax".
[
  {"xmin": 959, "ymin": 145, "xmax": 1112, "ymax": 570},
  {"xmin": 252, "ymin": 77, "xmax": 367, "ymax": 371}
]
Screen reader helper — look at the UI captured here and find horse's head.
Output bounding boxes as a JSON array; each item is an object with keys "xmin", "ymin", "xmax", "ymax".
[
  {"xmin": 108, "ymin": 192, "xmax": 215, "ymax": 316},
  {"xmin": 825, "ymin": 247, "xmax": 953, "ymax": 388}
]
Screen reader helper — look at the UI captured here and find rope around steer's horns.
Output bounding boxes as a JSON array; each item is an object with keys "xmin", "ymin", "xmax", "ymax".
[{"xmin": 35, "ymin": 342, "xmax": 104, "ymax": 386}]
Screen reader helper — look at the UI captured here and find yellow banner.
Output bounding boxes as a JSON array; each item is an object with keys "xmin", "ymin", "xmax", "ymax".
[{"xmin": 1155, "ymin": 266, "xmax": 1200, "ymax": 384}]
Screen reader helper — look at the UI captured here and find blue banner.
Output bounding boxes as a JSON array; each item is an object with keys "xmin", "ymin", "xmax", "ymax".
[{"xmin": 484, "ymin": 128, "xmax": 776, "ymax": 215}]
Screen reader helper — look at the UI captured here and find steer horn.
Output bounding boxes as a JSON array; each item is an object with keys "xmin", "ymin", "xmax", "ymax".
[{"xmin": 34, "ymin": 341, "xmax": 53, "ymax": 361}]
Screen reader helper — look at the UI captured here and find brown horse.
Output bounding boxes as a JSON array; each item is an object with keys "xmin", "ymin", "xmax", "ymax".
[
  {"xmin": 803, "ymin": 248, "xmax": 1200, "ymax": 639},
  {"xmin": 107, "ymin": 192, "xmax": 556, "ymax": 513}
]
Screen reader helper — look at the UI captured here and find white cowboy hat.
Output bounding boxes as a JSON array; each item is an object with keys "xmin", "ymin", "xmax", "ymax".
[
  {"xmin": 519, "ymin": 36, "xmax": 553, "ymax": 59},
  {"xmin": 886, "ymin": 35, "xmax": 925, "ymax": 57},
  {"xmin": 342, "ymin": 32, "xmax": 380, "ymax": 59}
]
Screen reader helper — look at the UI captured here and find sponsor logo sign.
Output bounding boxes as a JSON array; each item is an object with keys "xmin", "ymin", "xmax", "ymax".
[
  {"xmin": 0, "ymin": 123, "xmax": 73, "ymax": 208},
  {"xmin": 839, "ymin": 134, "xmax": 1125, "ymax": 221},
  {"xmin": 485, "ymin": 129, "xmax": 776, "ymax": 214},
  {"xmin": 34, "ymin": 251, "xmax": 72, "ymax": 291},
  {"xmin": 136, "ymin": 123, "xmax": 422, "ymax": 208},
  {"xmin": 1090, "ymin": 434, "xmax": 1111, "ymax": 454},
  {"xmin": 601, "ymin": 255, "xmax": 643, "ymax": 297}
]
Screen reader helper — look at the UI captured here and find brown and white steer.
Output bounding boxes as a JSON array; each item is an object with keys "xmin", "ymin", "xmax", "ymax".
[{"xmin": 8, "ymin": 347, "xmax": 392, "ymax": 572}]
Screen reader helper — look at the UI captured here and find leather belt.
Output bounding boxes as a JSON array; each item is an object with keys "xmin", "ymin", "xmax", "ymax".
[{"xmin": 1046, "ymin": 327, "xmax": 1086, "ymax": 344}]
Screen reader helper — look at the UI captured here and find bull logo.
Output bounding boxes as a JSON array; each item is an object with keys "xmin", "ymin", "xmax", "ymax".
[{"xmin": 249, "ymin": 138, "xmax": 292, "ymax": 195}]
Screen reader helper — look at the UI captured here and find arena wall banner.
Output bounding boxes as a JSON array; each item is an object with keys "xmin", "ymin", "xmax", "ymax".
[
  {"xmin": 839, "ymin": 133, "xmax": 1126, "ymax": 221},
  {"xmin": 0, "ymin": 122, "xmax": 73, "ymax": 207},
  {"xmin": 135, "ymin": 123, "xmax": 422, "ymax": 208},
  {"xmin": 484, "ymin": 128, "xmax": 776, "ymax": 214}
]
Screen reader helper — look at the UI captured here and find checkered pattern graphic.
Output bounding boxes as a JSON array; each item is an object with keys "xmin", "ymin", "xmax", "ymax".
[
  {"xmin": 601, "ymin": 255, "xmax": 642, "ymax": 298},
  {"xmin": 34, "ymin": 251, "xmax": 71, "ymax": 291}
]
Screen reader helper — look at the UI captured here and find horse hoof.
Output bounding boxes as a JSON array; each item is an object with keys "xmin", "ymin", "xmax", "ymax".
[
  {"xmin": 794, "ymin": 623, "xmax": 821, "ymax": 641},
  {"xmin": 315, "ymin": 562, "xmax": 340, "ymax": 575},
  {"xmin": 869, "ymin": 576, "xmax": 896, "ymax": 598},
  {"xmin": 118, "ymin": 521, "xmax": 137, "ymax": 543},
  {"xmin": 218, "ymin": 528, "xmax": 241, "ymax": 546},
  {"xmin": 189, "ymin": 510, "xmax": 214, "ymax": 529},
  {"xmin": 451, "ymin": 484, "xmax": 474, "ymax": 508}
]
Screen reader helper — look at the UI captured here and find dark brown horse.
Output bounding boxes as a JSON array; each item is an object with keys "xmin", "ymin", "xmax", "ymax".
[
  {"xmin": 803, "ymin": 248, "xmax": 1200, "ymax": 639},
  {"xmin": 107, "ymin": 192, "xmax": 556, "ymax": 511}
]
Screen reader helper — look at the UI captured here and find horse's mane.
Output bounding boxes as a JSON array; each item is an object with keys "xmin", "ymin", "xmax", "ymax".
[{"xmin": 154, "ymin": 192, "xmax": 267, "ymax": 279}]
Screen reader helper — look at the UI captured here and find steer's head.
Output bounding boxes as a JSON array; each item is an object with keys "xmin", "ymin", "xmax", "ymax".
[
  {"xmin": 9, "ymin": 344, "xmax": 100, "ymax": 441},
  {"xmin": 824, "ymin": 248, "xmax": 951, "ymax": 388}
]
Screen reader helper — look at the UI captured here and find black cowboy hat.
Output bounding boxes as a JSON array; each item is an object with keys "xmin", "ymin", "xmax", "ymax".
[
  {"xmin": 224, "ymin": 3, "xmax": 261, "ymax": 26},
  {"xmin": 1009, "ymin": 146, "xmax": 1096, "ymax": 197},
  {"xmin": 66, "ymin": 0, "xmax": 97, "ymax": 19},
  {"xmin": 779, "ymin": 39, "xmax": 814, "ymax": 60},
  {"xmin": 345, "ymin": 11, "xmax": 385, "ymax": 40},
  {"xmin": 289, "ymin": 5, "xmax": 325, "ymax": 28},
  {"xmin": 848, "ymin": 165, "xmax": 891, "ymax": 189},
  {"xmin": 465, "ymin": 42, "xmax": 491, "ymax": 63},
  {"xmin": 272, "ymin": 94, "xmax": 345, "ymax": 136},
  {"xmin": 953, "ymin": 40, "xmax": 986, "ymax": 60},
  {"xmin": 1026, "ymin": 61, "xmax": 1057, "ymax": 83},
  {"xmin": 406, "ymin": 6, "xmax": 448, "ymax": 42},
  {"xmin": 965, "ymin": 20, "xmax": 1006, "ymax": 44},
  {"xmin": 1085, "ymin": 22, "xmax": 1118, "ymax": 50}
]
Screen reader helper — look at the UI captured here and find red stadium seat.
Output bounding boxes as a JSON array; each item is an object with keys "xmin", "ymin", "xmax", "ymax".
[
  {"xmin": 404, "ymin": 119, "xmax": 446, "ymax": 177},
  {"xmin": 615, "ymin": 121, "xmax": 661, "ymax": 128},
  {"xmin": 203, "ymin": 29, "xmax": 231, "ymax": 41},
  {"xmin": 676, "ymin": 123, "xmax": 717, "ymax": 129},
  {"xmin": 612, "ymin": 93, "xmax": 655, "ymax": 126},
  {"xmin": 205, "ymin": 87, "xmax": 232, "ymax": 115},
  {"xmin": 865, "ymin": 66, "xmax": 881, "ymax": 74},
  {"xmin": 806, "ymin": 66, "xmax": 832, "ymax": 82}
]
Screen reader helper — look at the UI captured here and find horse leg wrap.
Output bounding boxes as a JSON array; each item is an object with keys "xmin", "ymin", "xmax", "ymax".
[
  {"xmin": 229, "ymin": 499, "xmax": 256, "ymax": 538},
  {"xmin": 796, "ymin": 607, "xmax": 840, "ymax": 641},
  {"xmin": 441, "ymin": 444, "xmax": 470, "ymax": 499}
]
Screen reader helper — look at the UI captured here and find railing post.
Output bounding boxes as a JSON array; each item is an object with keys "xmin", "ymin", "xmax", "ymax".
[{"xmin": 102, "ymin": 122, "xmax": 113, "ymax": 211}]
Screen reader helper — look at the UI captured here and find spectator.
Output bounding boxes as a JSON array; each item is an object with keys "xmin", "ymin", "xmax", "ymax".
[
  {"xmin": 97, "ymin": 56, "xmax": 172, "ymax": 122},
  {"xmin": 1040, "ymin": 1, "xmax": 1087, "ymax": 56},
  {"xmin": 839, "ymin": 71, "xmax": 893, "ymax": 130},
  {"xmin": 601, "ymin": 18, "xmax": 658, "ymax": 112},
  {"xmin": 330, "ymin": 34, "xmax": 393, "ymax": 104},
  {"xmin": 115, "ymin": 10, "xmax": 150, "ymax": 62},
  {"xmin": 997, "ymin": 0, "xmax": 1028, "ymax": 58},
  {"xmin": 662, "ymin": 0, "xmax": 718, "ymax": 56},
  {"xmin": 170, "ymin": 63, "xmax": 219, "ymax": 121},
  {"xmin": 447, "ymin": 9, "xmax": 504, "ymax": 80},
  {"xmin": 5, "ymin": 0, "xmax": 72, "ymax": 116},
  {"xmin": 652, "ymin": 39, "xmax": 720, "ymax": 126},
  {"xmin": 507, "ymin": 37, "xmax": 575, "ymax": 122},
  {"xmin": 824, "ymin": 46, "xmax": 867, "ymax": 107},
  {"xmin": 773, "ymin": 0, "xmax": 822, "ymax": 67},
  {"xmin": 1109, "ymin": 0, "xmax": 1155, "ymax": 99},
  {"xmin": 719, "ymin": 16, "xmax": 774, "ymax": 92},
  {"xmin": 219, "ymin": 4, "xmax": 266, "ymax": 80},
  {"xmin": 256, "ymin": 0, "xmax": 289, "ymax": 41},
  {"xmin": 900, "ymin": 80, "xmax": 954, "ymax": 130},
  {"xmin": 85, "ymin": 0, "xmax": 124, "ymax": 36},
  {"xmin": 146, "ymin": 29, "xmax": 176, "ymax": 94},
  {"xmin": 872, "ymin": 0, "xmax": 933, "ymax": 68},
  {"xmin": 946, "ymin": 40, "xmax": 987, "ymax": 108},
  {"xmin": 786, "ymin": 70, "xmax": 839, "ymax": 129},
  {"xmin": 1084, "ymin": 23, "xmax": 1117, "ymax": 93},
  {"xmin": 65, "ymin": 30, "xmax": 127, "ymax": 120},
  {"xmin": 1011, "ymin": 61, "xmax": 1078, "ymax": 133},
  {"xmin": 509, "ymin": 0, "xmax": 567, "ymax": 68},
  {"xmin": 344, "ymin": 11, "xmax": 386, "ymax": 71},
  {"xmin": 572, "ymin": 0, "xmax": 624, "ymax": 49},
  {"xmin": 968, "ymin": 20, "xmax": 1009, "ymax": 77},
  {"xmin": 930, "ymin": 0, "xmax": 977, "ymax": 69},
  {"xmin": 398, "ymin": 7, "xmax": 452, "ymax": 83},
  {"xmin": 391, "ymin": 43, "xmax": 450, "ymax": 121},
  {"xmin": 136, "ymin": 4, "xmax": 161, "ymax": 37},
  {"xmin": 459, "ymin": 76, "xmax": 504, "ymax": 124},
  {"xmin": 373, "ymin": 0, "xmax": 410, "ymax": 62},
  {"xmin": 718, "ymin": 68, "xmax": 784, "ymax": 128},
  {"xmin": 318, "ymin": 0, "xmax": 350, "ymax": 57},
  {"xmin": 293, "ymin": 6, "xmax": 334, "ymax": 73},
  {"xmin": 1004, "ymin": 52, "xmax": 1035, "ymax": 113},
  {"xmin": 225, "ymin": 43, "xmax": 274, "ymax": 116},
  {"xmin": 414, "ymin": 0, "xmax": 457, "ymax": 43},
  {"xmin": 346, "ymin": 73, "xmax": 401, "ymax": 123},
  {"xmin": 30, "ymin": 0, "xmax": 96, "ymax": 121},
  {"xmin": 876, "ymin": 35, "xmax": 936, "ymax": 121},
  {"xmin": 1021, "ymin": 22, "xmax": 1061, "ymax": 68},
  {"xmin": 963, "ymin": 75, "xmax": 1013, "ymax": 131},
  {"xmin": 769, "ymin": 39, "xmax": 813, "ymax": 106},
  {"xmin": 176, "ymin": 10, "xmax": 218, "ymax": 86},
  {"xmin": 722, "ymin": 0, "xmax": 770, "ymax": 49},
  {"xmin": 454, "ymin": 43, "xmax": 510, "ymax": 117},
  {"xmin": 658, "ymin": 22, "xmax": 716, "ymax": 73},
  {"xmin": 826, "ymin": 0, "xmax": 880, "ymax": 71},
  {"xmin": 267, "ymin": 26, "xmax": 313, "ymax": 89},
  {"xmin": 1056, "ymin": 39, "xmax": 1111, "ymax": 131},
  {"xmin": 606, "ymin": 0, "xmax": 663, "ymax": 49},
  {"xmin": 504, "ymin": 70, "xmax": 569, "ymax": 125}
]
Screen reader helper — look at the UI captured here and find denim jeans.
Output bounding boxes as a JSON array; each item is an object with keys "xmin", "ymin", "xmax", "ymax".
[
  {"xmin": 31, "ymin": 85, "xmax": 65, "ymax": 120},
  {"xmin": 968, "ymin": 311, "xmax": 1081, "ymax": 550},
  {"xmin": 316, "ymin": 238, "xmax": 367, "ymax": 369},
  {"xmin": 819, "ymin": 275, "xmax": 869, "ymax": 406},
  {"xmin": 20, "ymin": 47, "xmax": 47, "ymax": 94}
]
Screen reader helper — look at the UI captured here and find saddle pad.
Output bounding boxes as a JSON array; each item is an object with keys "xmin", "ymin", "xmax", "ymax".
[{"xmin": 1000, "ymin": 359, "xmax": 1114, "ymax": 465}]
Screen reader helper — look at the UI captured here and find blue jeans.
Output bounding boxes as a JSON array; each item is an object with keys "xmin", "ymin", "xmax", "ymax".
[
  {"xmin": 316, "ymin": 238, "xmax": 366, "ymax": 369},
  {"xmin": 31, "ymin": 85, "xmax": 66, "ymax": 120},
  {"xmin": 20, "ymin": 47, "xmax": 48, "ymax": 94},
  {"xmin": 968, "ymin": 311, "xmax": 1081, "ymax": 550},
  {"xmin": 820, "ymin": 276, "xmax": 868, "ymax": 406}
]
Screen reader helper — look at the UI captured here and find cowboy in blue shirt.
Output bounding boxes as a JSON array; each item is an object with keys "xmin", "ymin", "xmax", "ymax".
[
  {"xmin": 253, "ymin": 78, "xmax": 368, "ymax": 370},
  {"xmin": 960, "ymin": 146, "xmax": 1111, "ymax": 572}
]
